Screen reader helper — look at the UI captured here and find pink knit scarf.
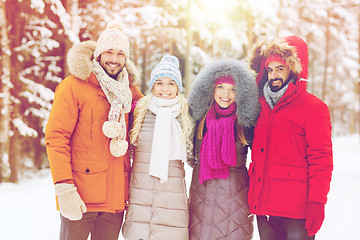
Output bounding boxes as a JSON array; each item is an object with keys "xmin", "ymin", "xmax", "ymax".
[{"xmin": 199, "ymin": 102, "xmax": 237, "ymax": 184}]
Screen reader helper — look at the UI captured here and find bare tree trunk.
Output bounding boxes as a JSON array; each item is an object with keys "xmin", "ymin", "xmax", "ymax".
[
  {"xmin": 0, "ymin": 0, "xmax": 12, "ymax": 183},
  {"xmin": 9, "ymin": 122, "xmax": 19, "ymax": 183},
  {"xmin": 33, "ymin": 118, "xmax": 44, "ymax": 170},
  {"xmin": 7, "ymin": 0, "xmax": 22, "ymax": 183},
  {"xmin": 276, "ymin": 0, "xmax": 283, "ymax": 37},
  {"xmin": 63, "ymin": 0, "xmax": 80, "ymax": 76},
  {"xmin": 141, "ymin": 33, "xmax": 147, "ymax": 93},
  {"xmin": 322, "ymin": 24, "xmax": 329, "ymax": 101},
  {"xmin": 132, "ymin": 39, "xmax": 139, "ymax": 73},
  {"xmin": 184, "ymin": 0, "xmax": 192, "ymax": 96},
  {"xmin": 246, "ymin": 14, "xmax": 255, "ymax": 49},
  {"xmin": 322, "ymin": 5, "xmax": 332, "ymax": 101}
]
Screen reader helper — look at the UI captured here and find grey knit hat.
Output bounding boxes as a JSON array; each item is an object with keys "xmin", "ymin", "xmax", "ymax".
[{"xmin": 150, "ymin": 55, "xmax": 183, "ymax": 93}]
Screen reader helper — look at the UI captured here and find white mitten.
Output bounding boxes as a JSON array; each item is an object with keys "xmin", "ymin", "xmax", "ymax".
[{"xmin": 54, "ymin": 183, "xmax": 87, "ymax": 221}]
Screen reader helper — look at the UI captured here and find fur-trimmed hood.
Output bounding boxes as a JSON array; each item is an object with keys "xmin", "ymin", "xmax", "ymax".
[
  {"xmin": 188, "ymin": 58, "xmax": 260, "ymax": 128},
  {"xmin": 249, "ymin": 35, "xmax": 308, "ymax": 89},
  {"xmin": 66, "ymin": 40, "xmax": 140, "ymax": 85}
]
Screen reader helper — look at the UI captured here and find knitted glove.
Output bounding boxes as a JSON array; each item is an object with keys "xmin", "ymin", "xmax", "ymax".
[
  {"xmin": 305, "ymin": 202, "xmax": 325, "ymax": 236},
  {"xmin": 54, "ymin": 183, "xmax": 87, "ymax": 221}
]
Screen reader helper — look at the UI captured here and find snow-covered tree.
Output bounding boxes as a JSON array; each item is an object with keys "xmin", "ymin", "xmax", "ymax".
[
  {"xmin": 271, "ymin": 0, "xmax": 360, "ymax": 135},
  {"xmin": 0, "ymin": 0, "xmax": 72, "ymax": 182},
  {"xmin": 0, "ymin": 0, "xmax": 359, "ymax": 181}
]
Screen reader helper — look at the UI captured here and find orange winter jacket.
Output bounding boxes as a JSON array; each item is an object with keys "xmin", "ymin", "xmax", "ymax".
[{"xmin": 45, "ymin": 41, "xmax": 143, "ymax": 213}]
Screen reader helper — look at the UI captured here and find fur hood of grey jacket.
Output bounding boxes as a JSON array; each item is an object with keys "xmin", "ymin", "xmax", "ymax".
[
  {"xmin": 188, "ymin": 58, "xmax": 260, "ymax": 128},
  {"xmin": 66, "ymin": 40, "xmax": 140, "ymax": 85}
]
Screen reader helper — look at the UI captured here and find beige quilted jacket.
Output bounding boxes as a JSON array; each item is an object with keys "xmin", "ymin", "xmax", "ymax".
[{"xmin": 122, "ymin": 111, "xmax": 189, "ymax": 240}]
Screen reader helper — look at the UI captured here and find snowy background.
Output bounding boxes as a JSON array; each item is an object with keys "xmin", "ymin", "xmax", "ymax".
[{"xmin": 0, "ymin": 134, "xmax": 359, "ymax": 240}]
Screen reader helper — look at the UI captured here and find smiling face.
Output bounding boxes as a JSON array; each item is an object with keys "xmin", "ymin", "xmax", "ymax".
[
  {"xmin": 214, "ymin": 83, "xmax": 236, "ymax": 108},
  {"xmin": 152, "ymin": 77, "xmax": 179, "ymax": 100},
  {"xmin": 99, "ymin": 49, "xmax": 126, "ymax": 79},
  {"xmin": 267, "ymin": 61, "xmax": 292, "ymax": 92}
]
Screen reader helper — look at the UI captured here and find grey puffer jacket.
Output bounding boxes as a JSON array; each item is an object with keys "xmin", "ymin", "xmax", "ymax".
[
  {"xmin": 187, "ymin": 58, "xmax": 260, "ymax": 240},
  {"xmin": 122, "ymin": 111, "xmax": 189, "ymax": 240}
]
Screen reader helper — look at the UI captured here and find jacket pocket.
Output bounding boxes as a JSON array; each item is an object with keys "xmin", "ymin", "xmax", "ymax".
[
  {"xmin": 266, "ymin": 164, "xmax": 308, "ymax": 214},
  {"xmin": 268, "ymin": 164, "xmax": 308, "ymax": 181},
  {"xmin": 72, "ymin": 160, "xmax": 108, "ymax": 204}
]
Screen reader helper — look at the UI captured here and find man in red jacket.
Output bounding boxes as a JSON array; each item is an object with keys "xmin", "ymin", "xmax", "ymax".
[{"xmin": 248, "ymin": 35, "xmax": 333, "ymax": 240}]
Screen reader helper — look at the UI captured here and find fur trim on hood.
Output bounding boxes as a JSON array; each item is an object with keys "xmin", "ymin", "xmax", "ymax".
[
  {"xmin": 66, "ymin": 40, "xmax": 140, "ymax": 85},
  {"xmin": 250, "ymin": 39, "xmax": 302, "ymax": 76},
  {"xmin": 249, "ymin": 35, "xmax": 309, "ymax": 90},
  {"xmin": 188, "ymin": 58, "xmax": 260, "ymax": 128}
]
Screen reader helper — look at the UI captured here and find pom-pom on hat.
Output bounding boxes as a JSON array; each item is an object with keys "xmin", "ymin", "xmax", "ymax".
[
  {"xmin": 94, "ymin": 19, "xmax": 130, "ymax": 60},
  {"xmin": 150, "ymin": 55, "xmax": 183, "ymax": 93}
]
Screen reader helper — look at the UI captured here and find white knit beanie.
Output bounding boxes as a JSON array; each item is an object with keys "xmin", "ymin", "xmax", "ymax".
[
  {"xmin": 150, "ymin": 55, "xmax": 183, "ymax": 93},
  {"xmin": 94, "ymin": 19, "xmax": 129, "ymax": 60}
]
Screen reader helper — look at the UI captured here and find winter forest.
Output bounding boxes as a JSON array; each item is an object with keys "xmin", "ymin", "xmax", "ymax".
[{"xmin": 0, "ymin": 0, "xmax": 359, "ymax": 183}]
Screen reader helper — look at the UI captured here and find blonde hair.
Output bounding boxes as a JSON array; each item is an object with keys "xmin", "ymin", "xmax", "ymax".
[
  {"xmin": 196, "ymin": 100, "xmax": 248, "ymax": 146},
  {"xmin": 130, "ymin": 93, "xmax": 153, "ymax": 145},
  {"xmin": 130, "ymin": 93, "xmax": 195, "ymax": 155}
]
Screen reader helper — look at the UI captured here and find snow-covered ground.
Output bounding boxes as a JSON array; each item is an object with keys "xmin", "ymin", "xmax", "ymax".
[{"xmin": 0, "ymin": 135, "xmax": 359, "ymax": 240}]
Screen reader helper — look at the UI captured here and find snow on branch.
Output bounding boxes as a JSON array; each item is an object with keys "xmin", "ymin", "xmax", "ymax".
[{"xmin": 12, "ymin": 118, "xmax": 38, "ymax": 138}]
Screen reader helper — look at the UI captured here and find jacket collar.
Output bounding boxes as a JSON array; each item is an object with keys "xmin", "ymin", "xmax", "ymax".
[
  {"xmin": 87, "ymin": 72, "xmax": 100, "ymax": 87},
  {"xmin": 269, "ymin": 80, "xmax": 307, "ymax": 110}
]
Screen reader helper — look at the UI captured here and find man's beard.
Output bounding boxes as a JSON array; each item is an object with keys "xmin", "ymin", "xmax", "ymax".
[
  {"xmin": 269, "ymin": 77, "xmax": 291, "ymax": 92},
  {"xmin": 102, "ymin": 62, "xmax": 125, "ymax": 80}
]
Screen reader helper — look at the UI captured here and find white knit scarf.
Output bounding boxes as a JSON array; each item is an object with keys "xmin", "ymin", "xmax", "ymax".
[
  {"xmin": 148, "ymin": 96, "xmax": 186, "ymax": 183},
  {"xmin": 93, "ymin": 59, "xmax": 132, "ymax": 157}
]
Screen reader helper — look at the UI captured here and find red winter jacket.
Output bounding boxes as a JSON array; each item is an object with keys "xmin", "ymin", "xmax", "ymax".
[{"xmin": 248, "ymin": 36, "xmax": 333, "ymax": 219}]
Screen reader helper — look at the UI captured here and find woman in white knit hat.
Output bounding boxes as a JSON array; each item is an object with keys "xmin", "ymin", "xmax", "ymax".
[
  {"xmin": 45, "ymin": 19, "xmax": 143, "ymax": 240},
  {"xmin": 122, "ymin": 55, "xmax": 195, "ymax": 240}
]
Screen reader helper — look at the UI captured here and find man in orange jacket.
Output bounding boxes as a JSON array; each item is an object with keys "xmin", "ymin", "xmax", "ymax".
[{"xmin": 45, "ymin": 19, "xmax": 143, "ymax": 240}]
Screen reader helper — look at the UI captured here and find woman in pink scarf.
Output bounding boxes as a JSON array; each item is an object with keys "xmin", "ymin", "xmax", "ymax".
[{"xmin": 187, "ymin": 58, "xmax": 260, "ymax": 240}]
